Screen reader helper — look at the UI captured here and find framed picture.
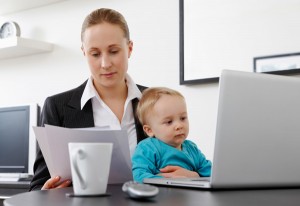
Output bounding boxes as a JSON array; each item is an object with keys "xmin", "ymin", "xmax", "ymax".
[
  {"xmin": 254, "ymin": 52, "xmax": 300, "ymax": 75},
  {"xmin": 179, "ymin": 0, "xmax": 300, "ymax": 85},
  {"xmin": 179, "ymin": 0, "xmax": 219, "ymax": 84}
]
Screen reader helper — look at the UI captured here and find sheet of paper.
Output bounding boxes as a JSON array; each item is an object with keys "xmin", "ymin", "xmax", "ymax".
[
  {"xmin": 32, "ymin": 127, "xmax": 55, "ymax": 175},
  {"xmin": 33, "ymin": 125, "xmax": 133, "ymax": 184}
]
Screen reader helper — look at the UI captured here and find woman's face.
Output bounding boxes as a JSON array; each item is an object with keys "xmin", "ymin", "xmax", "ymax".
[{"xmin": 81, "ymin": 22, "xmax": 133, "ymax": 90}]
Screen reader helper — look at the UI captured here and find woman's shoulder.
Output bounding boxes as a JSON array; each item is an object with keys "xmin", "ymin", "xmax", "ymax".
[
  {"xmin": 136, "ymin": 84, "xmax": 148, "ymax": 92},
  {"xmin": 46, "ymin": 80, "xmax": 88, "ymax": 103}
]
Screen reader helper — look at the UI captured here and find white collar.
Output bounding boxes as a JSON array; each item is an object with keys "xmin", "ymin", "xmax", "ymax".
[{"xmin": 81, "ymin": 74, "xmax": 142, "ymax": 110}]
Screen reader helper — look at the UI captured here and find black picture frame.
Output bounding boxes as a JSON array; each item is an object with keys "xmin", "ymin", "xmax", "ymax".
[
  {"xmin": 179, "ymin": 0, "xmax": 219, "ymax": 85},
  {"xmin": 180, "ymin": 0, "xmax": 300, "ymax": 85},
  {"xmin": 254, "ymin": 52, "xmax": 300, "ymax": 75}
]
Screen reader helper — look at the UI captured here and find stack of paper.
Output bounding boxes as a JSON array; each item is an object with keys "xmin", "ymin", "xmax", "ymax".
[{"xmin": 33, "ymin": 125, "xmax": 132, "ymax": 184}]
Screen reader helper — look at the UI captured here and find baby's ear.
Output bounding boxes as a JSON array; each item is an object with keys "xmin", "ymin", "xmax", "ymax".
[{"xmin": 143, "ymin": 125, "xmax": 154, "ymax": 137}]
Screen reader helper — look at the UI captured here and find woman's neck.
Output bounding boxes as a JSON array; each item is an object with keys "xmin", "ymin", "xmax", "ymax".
[
  {"xmin": 94, "ymin": 81, "xmax": 128, "ymax": 101},
  {"xmin": 93, "ymin": 80, "xmax": 128, "ymax": 123}
]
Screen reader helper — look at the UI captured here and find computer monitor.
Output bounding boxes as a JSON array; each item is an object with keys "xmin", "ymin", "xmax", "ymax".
[{"xmin": 0, "ymin": 104, "xmax": 39, "ymax": 178}]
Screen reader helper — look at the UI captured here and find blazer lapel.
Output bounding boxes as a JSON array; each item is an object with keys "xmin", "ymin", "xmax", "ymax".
[
  {"xmin": 132, "ymin": 97, "xmax": 148, "ymax": 143},
  {"xmin": 61, "ymin": 81, "xmax": 147, "ymax": 141},
  {"xmin": 64, "ymin": 81, "xmax": 94, "ymax": 128}
]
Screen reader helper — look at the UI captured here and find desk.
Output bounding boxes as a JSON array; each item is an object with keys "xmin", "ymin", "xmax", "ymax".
[
  {"xmin": 0, "ymin": 182, "xmax": 30, "ymax": 199},
  {"xmin": 4, "ymin": 185, "xmax": 300, "ymax": 206},
  {"xmin": 0, "ymin": 182, "xmax": 30, "ymax": 206}
]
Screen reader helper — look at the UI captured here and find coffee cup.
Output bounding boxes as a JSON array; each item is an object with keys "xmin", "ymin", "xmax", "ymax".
[{"xmin": 68, "ymin": 142, "xmax": 113, "ymax": 195}]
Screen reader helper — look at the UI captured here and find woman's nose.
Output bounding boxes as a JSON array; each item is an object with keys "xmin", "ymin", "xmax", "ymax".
[{"xmin": 101, "ymin": 54, "xmax": 112, "ymax": 69}]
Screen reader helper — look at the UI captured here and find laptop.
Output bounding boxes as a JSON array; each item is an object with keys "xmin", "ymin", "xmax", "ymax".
[{"xmin": 143, "ymin": 70, "xmax": 300, "ymax": 189}]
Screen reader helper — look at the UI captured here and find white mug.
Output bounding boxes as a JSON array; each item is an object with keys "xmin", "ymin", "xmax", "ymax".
[{"xmin": 68, "ymin": 142, "xmax": 113, "ymax": 195}]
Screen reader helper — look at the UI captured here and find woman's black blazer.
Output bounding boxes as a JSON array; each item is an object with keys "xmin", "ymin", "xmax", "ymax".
[{"xmin": 30, "ymin": 80, "xmax": 147, "ymax": 191}]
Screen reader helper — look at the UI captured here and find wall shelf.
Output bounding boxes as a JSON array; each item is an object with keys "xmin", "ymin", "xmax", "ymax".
[
  {"xmin": 0, "ymin": 0, "xmax": 68, "ymax": 15},
  {"xmin": 0, "ymin": 37, "xmax": 53, "ymax": 59}
]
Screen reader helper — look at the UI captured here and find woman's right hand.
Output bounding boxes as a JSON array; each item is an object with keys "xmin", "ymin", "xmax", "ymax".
[{"xmin": 41, "ymin": 176, "xmax": 71, "ymax": 190}]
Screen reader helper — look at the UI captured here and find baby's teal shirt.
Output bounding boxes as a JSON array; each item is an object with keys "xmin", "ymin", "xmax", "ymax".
[{"xmin": 132, "ymin": 137, "xmax": 212, "ymax": 183}]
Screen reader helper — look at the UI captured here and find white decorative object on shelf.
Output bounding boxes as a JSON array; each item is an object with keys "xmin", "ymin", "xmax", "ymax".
[
  {"xmin": 0, "ymin": 37, "xmax": 53, "ymax": 59},
  {"xmin": 0, "ymin": 21, "xmax": 21, "ymax": 39}
]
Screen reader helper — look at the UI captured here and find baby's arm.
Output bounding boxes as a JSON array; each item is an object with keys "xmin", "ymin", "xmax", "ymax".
[
  {"xmin": 159, "ymin": 166, "xmax": 200, "ymax": 178},
  {"xmin": 197, "ymin": 158, "xmax": 212, "ymax": 177},
  {"xmin": 186, "ymin": 140, "xmax": 212, "ymax": 177},
  {"xmin": 196, "ymin": 148, "xmax": 212, "ymax": 177},
  {"xmin": 132, "ymin": 141, "xmax": 162, "ymax": 183}
]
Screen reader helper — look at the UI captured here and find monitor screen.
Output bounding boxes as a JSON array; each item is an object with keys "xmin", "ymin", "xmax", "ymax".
[{"xmin": 0, "ymin": 104, "xmax": 39, "ymax": 175}]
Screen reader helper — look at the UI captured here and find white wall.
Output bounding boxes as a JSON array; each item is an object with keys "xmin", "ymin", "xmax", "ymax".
[{"xmin": 0, "ymin": 0, "xmax": 299, "ymax": 160}]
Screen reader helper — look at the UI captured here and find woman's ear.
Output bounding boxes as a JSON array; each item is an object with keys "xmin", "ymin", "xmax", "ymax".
[
  {"xmin": 143, "ymin": 125, "xmax": 154, "ymax": 137},
  {"xmin": 81, "ymin": 44, "xmax": 86, "ymax": 56},
  {"xmin": 128, "ymin": 40, "xmax": 133, "ymax": 58}
]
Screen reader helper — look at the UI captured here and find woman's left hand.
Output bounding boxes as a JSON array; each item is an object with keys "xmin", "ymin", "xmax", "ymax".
[{"xmin": 159, "ymin": 165, "xmax": 200, "ymax": 178}]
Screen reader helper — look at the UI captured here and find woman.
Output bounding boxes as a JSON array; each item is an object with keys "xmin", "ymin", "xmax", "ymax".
[{"xmin": 30, "ymin": 8, "xmax": 147, "ymax": 191}]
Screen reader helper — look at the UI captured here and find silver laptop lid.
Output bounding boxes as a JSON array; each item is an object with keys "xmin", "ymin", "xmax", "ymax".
[{"xmin": 211, "ymin": 70, "xmax": 300, "ymax": 188}]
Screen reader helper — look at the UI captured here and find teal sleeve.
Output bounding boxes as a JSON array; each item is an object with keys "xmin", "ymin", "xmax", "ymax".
[
  {"xmin": 187, "ymin": 140, "xmax": 212, "ymax": 177},
  {"xmin": 196, "ymin": 147, "xmax": 212, "ymax": 177},
  {"xmin": 197, "ymin": 157, "xmax": 212, "ymax": 177},
  {"xmin": 132, "ymin": 140, "xmax": 162, "ymax": 183}
]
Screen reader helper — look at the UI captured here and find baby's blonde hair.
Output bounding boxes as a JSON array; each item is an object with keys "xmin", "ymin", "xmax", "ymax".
[{"xmin": 137, "ymin": 87, "xmax": 185, "ymax": 125}]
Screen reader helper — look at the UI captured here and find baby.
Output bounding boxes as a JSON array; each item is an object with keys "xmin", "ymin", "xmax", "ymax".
[{"xmin": 132, "ymin": 87, "xmax": 211, "ymax": 183}]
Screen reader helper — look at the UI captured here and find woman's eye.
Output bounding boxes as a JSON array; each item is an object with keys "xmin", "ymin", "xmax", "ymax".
[
  {"xmin": 110, "ymin": 50, "xmax": 119, "ymax": 54},
  {"xmin": 91, "ymin": 53, "xmax": 100, "ymax": 57}
]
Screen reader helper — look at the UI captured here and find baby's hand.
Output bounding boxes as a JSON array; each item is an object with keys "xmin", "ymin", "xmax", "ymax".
[{"xmin": 159, "ymin": 166, "xmax": 199, "ymax": 178}]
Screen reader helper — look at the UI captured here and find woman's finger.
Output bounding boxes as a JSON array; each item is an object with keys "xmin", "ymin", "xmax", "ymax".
[
  {"xmin": 41, "ymin": 176, "xmax": 60, "ymax": 190},
  {"xmin": 55, "ymin": 180, "xmax": 72, "ymax": 189}
]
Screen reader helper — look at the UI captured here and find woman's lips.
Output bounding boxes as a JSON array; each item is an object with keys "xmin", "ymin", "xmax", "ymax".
[{"xmin": 101, "ymin": 72, "xmax": 116, "ymax": 78}]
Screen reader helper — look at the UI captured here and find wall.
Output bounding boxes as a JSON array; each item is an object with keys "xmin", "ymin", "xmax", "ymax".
[{"xmin": 0, "ymin": 0, "xmax": 299, "ymax": 160}]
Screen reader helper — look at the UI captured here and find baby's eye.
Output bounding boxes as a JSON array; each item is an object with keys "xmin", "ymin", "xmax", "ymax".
[
  {"xmin": 165, "ymin": 120, "xmax": 173, "ymax": 125},
  {"xmin": 180, "ymin": 116, "xmax": 187, "ymax": 121}
]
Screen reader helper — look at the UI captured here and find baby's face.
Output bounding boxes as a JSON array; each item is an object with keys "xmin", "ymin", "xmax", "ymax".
[{"xmin": 144, "ymin": 95, "xmax": 189, "ymax": 150}]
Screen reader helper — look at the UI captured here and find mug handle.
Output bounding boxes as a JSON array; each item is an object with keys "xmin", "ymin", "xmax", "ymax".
[{"xmin": 72, "ymin": 149, "xmax": 87, "ymax": 189}]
